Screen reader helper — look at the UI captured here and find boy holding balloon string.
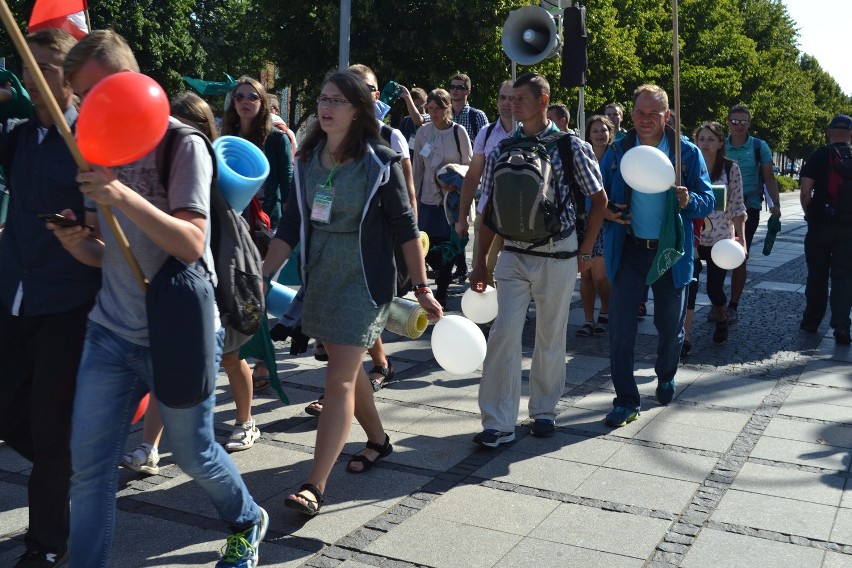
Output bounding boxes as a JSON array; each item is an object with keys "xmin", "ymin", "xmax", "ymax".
[{"xmin": 49, "ymin": 30, "xmax": 268, "ymax": 568}]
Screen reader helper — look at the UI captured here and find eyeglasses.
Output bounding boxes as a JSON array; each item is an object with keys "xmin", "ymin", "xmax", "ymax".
[
  {"xmin": 728, "ymin": 118, "xmax": 749, "ymax": 126},
  {"xmin": 233, "ymin": 92, "xmax": 261, "ymax": 103},
  {"xmin": 317, "ymin": 96, "xmax": 351, "ymax": 108},
  {"xmin": 448, "ymin": 84, "xmax": 468, "ymax": 91}
]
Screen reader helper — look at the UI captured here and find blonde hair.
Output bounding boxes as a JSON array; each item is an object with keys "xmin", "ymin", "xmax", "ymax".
[
  {"xmin": 632, "ymin": 84, "xmax": 668, "ymax": 110},
  {"xmin": 63, "ymin": 29, "xmax": 139, "ymax": 80}
]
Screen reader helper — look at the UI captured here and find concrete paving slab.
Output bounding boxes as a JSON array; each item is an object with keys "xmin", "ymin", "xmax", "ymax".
[
  {"xmin": 786, "ymin": 384, "xmax": 852, "ymax": 409},
  {"xmin": 400, "ymin": 409, "xmax": 485, "ymax": 442},
  {"xmin": 677, "ymin": 374, "xmax": 777, "ymax": 410},
  {"xmin": 763, "ymin": 416, "xmax": 852, "ymax": 449},
  {"xmin": 511, "ymin": 430, "xmax": 624, "ymax": 466},
  {"xmin": 572, "ymin": 467, "xmax": 699, "ymax": 513},
  {"xmin": 473, "ymin": 451, "xmax": 597, "ymax": 494},
  {"xmin": 831, "ymin": 507, "xmax": 852, "ymax": 546},
  {"xmin": 824, "ymin": 551, "xmax": 852, "ymax": 568},
  {"xmin": 750, "ymin": 435, "xmax": 851, "ymax": 471},
  {"xmin": 530, "ymin": 501, "xmax": 672, "ymax": 558},
  {"xmin": 365, "ymin": 514, "xmax": 523, "ymax": 568},
  {"xmin": 732, "ymin": 462, "xmax": 844, "ymax": 506},
  {"xmin": 0, "ymin": 445, "xmax": 32, "ymax": 475},
  {"xmin": 556, "ymin": 403, "xmax": 665, "ymax": 439},
  {"xmin": 681, "ymin": 528, "xmax": 824, "ymax": 568},
  {"xmin": 755, "ymin": 281, "xmax": 805, "ymax": 292},
  {"xmin": 494, "ymin": 536, "xmax": 644, "ymax": 568},
  {"xmin": 419, "ymin": 484, "xmax": 558, "ymax": 535},
  {"xmin": 711, "ymin": 489, "xmax": 836, "ymax": 541},
  {"xmin": 0, "ymin": 481, "xmax": 27, "ymax": 542},
  {"xmin": 635, "ymin": 419, "xmax": 738, "ymax": 453},
  {"xmin": 779, "ymin": 397, "xmax": 852, "ymax": 425},
  {"xmin": 602, "ymin": 443, "xmax": 719, "ymax": 482}
]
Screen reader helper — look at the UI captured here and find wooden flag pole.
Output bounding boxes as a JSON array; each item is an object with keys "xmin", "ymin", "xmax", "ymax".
[
  {"xmin": 0, "ymin": 0, "xmax": 148, "ymax": 290},
  {"xmin": 672, "ymin": 0, "xmax": 682, "ymax": 184}
]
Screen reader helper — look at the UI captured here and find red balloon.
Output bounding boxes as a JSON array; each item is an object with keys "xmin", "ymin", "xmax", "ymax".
[
  {"xmin": 132, "ymin": 393, "xmax": 150, "ymax": 425},
  {"xmin": 77, "ymin": 72, "xmax": 170, "ymax": 166}
]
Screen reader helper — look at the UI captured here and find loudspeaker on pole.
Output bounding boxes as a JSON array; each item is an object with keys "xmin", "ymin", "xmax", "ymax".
[{"xmin": 501, "ymin": 6, "xmax": 562, "ymax": 66}]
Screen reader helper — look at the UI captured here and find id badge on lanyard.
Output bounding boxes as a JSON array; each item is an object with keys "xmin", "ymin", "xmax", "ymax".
[{"xmin": 311, "ymin": 183, "xmax": 334, "ymax": 223}]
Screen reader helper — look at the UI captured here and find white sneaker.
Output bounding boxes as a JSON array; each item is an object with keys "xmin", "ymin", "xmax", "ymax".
[
  {"xmin": 225, "ymin": 421, "xmax": 260, "ymax": 452},
  {"xmin": 120, "ymin": 444, "xmax": 160, "ymax": 475}
]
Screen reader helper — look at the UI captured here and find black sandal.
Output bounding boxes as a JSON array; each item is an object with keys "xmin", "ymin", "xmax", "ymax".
[
  {"xmin": 346, "ymin": 434, "xmax": 392, "ymax": 474},
  {"xmin": 284, "ymin": 483, "xmax": 323, "ymax": 516},
  {"xmin": 593, "ymin": 315, "xmax": 608, "ymax": 335},
  {"xmin": 368, "ymin": 362, "xmax": 395, "ymax": 392},
  {"xmin": 304, "ymin": 395, "xmax": 324, "ymax": 417},
  {"xmin": 575, "ymin": 322, "xmax": 594, "ymax": 337}
]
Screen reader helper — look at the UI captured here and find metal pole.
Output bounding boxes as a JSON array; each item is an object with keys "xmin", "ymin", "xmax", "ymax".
[{"xmin": 338, "ymin": 0, "xmax": 351, "ymax": 71}]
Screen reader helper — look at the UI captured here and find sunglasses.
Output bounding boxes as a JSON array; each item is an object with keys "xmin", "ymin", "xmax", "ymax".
[
  {"xmin": 448, "ymin": 84, "xmax": 468, "ymax": 91},
  {"xmin": 728, "ymin": 118, "xmax": 749, "ymax": 126},
  {"xmin": 233, "ymin": 92, "xmax": 261, "ymax": 103}
]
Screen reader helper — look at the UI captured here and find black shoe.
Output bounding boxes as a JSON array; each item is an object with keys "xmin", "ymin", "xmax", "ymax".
[
  {"xmin": 530, "ymin": 418, "xmax": 556, "ymax": 437},
  {"xmin": 680, "ymin": 339, "xmax": 692, "ymax": 358},
  {"xmin": 713, "ymin": 320, "xmax": 729, "ymax": 345},
  {"xmin": 14, "ymin": 550, "xmax": 67, "ymax": 567},
  {"xmin": 835, "ymin": 328, "xmax": 852, "ymax": 345},
  {"xmin": 800, "ymin": 319, "xmax": 819, "ymax": 333}
]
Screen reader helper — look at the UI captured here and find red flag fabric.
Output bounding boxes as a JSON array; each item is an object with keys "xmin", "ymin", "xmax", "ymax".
[{"xmin": 29, "ymin": 0, "xmax": 88, "ymax": 39}]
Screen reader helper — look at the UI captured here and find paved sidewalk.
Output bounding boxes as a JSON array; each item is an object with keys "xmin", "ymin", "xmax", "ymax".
[{"xmin": 2, "ymin": 192, "xmax": 852, "ymax": 567}]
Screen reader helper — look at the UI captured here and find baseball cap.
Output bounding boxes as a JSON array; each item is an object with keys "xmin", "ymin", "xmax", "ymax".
[{"xmin": 828, "ymin": 114, "xmax": 852, "ymax": 130}]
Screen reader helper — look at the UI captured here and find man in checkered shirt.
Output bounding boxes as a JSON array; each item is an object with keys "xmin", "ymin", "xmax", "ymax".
[{"xmin": 448, "ymin": 73, "xmax": 489, "ymax": 141}]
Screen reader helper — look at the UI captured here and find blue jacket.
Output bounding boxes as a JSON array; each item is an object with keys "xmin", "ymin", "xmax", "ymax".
[
  {"xmin": 275, "ymin": 141, "xmax": 418, "ymax": 307},
  {"xmin": 601, "ymin": 126, "xmax": 714, "ymax": 288}
]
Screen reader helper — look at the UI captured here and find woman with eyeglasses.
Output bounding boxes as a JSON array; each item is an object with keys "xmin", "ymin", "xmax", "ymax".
[
  {"xmin": 262, "ymin": 71, "xmax": 442, "ymax": 516},
  {"xmin": 682, "ymin": 121, "xmax": 746, "ymax": 352},
  {"xmin": 412, "ymin": 88, "xmax": 473, "ymax": 307}
]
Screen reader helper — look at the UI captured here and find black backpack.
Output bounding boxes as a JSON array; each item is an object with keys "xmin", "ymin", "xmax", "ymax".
[
  {"xmin": 156, "ymin": 123, "xmax": 265, "ymax": 345},
  {"xmin": 483, "ymin": 130, "xmax": 581, "ymax": 248},
  {"xmin": 827, "ymin": 143, "xmax": 852, "ymax": 225}
]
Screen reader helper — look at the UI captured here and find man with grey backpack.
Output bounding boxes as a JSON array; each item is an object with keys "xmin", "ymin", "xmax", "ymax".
[{"xmin": 468, "ymin": 73, "xmax": 607, "ymax": 447}]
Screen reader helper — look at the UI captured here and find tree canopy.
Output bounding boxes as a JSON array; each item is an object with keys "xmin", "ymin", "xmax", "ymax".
[{"xmin": 2, "ymin": 0, "xmax": 849, "ymax": 158}]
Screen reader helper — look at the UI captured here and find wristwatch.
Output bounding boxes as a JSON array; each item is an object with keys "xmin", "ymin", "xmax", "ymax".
[{"xmin": 579, "ymin": 253, "xmax": 592, "ymax": 262}]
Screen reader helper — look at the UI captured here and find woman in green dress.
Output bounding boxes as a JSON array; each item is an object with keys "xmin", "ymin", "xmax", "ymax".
[{"xmin": 263, "ymin": 71, "xmax": 443, "ymax": 516}]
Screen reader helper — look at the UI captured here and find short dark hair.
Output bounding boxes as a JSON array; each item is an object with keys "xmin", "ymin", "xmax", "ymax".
[
  {"xmin": 728, "ymin": 104, "xmax": 751, "ymax": 118},
  {"xmin": 450, "ymin": 73, "xmax": 471, "ymax": 90},
  {"xmin": 548, "ymin": 103, "xmax": 570, "ymax": 123},
  {"xmin": 604, "ymin": 103, "xmax": 623, "ymax": 116},
  {"xmin": 26, "ymin": 28, "xmax": 77, "ymax": 57},
  {"xmin": 410, "ymin": 87, "xmax": 427, "ymax": 103},
  {"xmin": 513, "ymin": 73, "xmax": 549, "ymax": 99},
  {"xmin": 349, "ymin": 63, "xmax": 378, "ymax": 89},
  {"xmin": 585, "ymin": 114, "xmax": 615, "ymax": 145}
]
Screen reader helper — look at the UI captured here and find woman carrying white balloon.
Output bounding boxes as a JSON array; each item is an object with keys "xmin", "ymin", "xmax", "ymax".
[
  {"xmin": 684, "ymin": 121, "xmax": 746, "ymax": 348},
  {"xmin": 262, "ymin": 71, "xmax": 442, "ymax": 516}
]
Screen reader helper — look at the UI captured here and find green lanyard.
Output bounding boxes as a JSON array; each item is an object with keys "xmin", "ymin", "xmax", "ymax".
[{"xmin": 322, "ymin": 151, "xmax": 339, "ymax": 190}]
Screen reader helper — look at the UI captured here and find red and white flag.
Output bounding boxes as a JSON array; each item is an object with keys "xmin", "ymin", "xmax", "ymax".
[{"xmin": 28, "ymin": 0, "xmax": 89, "ymax": 40}]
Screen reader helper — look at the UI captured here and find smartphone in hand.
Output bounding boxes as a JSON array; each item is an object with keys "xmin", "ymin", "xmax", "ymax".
[{"xmin": 37, "ymin": 213, "xmax": 95, "ymax": 232}]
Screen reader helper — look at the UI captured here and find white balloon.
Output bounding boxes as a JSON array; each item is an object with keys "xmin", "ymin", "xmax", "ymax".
[
  {"xmin": 621, "ymin": 145, "xmax": 675, "ymax": 194},
  {"xmin": 431, "ymin": 315, "xmax": 487, "ymax": 375},
  {"xmin": 461, "ymin": 286, "xmax": 498, "ymax": 324},
  {"xmin": 711, "ymin": 239, "xmax": 746, "ymax": 270}
]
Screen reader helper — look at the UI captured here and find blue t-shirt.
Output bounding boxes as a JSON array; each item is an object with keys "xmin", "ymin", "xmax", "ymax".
[
  {"xmin": 725, "ymin": 135, "xmax": 772, "ymax": 209},
  {"xmin": 630, "ymin": 135, "xmax": 670, "ymax": 239}
]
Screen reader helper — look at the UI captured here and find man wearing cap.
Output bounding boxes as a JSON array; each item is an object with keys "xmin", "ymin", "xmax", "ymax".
[{"xmin": 799, "ymin": 114, "xmax": 852, "ymax": 345}]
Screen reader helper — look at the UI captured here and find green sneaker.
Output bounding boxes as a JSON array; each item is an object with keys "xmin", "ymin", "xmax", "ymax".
[
  {"xmin": 604, "ymin": 406, "xmax": 640, "ymax": 427},
  {"xmin": 216, "ymin": 507, "xmax": 268, "ymax": 567}
]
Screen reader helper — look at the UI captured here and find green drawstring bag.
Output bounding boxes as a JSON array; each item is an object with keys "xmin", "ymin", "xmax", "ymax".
[
  {"xmin": 646, "ymin": 188, "xmax": 685, "ymax": 286},
  {"xmin": 763, "ymin": 216, "xmax": 781, "ymax": 256}
]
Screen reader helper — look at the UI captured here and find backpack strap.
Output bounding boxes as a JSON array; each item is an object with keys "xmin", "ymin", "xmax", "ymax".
[
  {"xmin": 753, "ymin": 137, "xmax": 765, "ymax": 191},
  {"xmin": 452, "ymin": 123, "xmax": 462, "ymax": 157},
  {"xmin": 484, "ymin": 121, "xmax": 498, "ymax": 146},
  {"xmin": 723, "ymin": 157, "xmax": 733, "ymax": 182},
  {"xmin": 379, "ymin": 123, "xmax": 394, "ymax": 146}
]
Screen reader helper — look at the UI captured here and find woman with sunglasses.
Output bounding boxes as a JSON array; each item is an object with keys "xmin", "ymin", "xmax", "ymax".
[
  {"xmin": 222, "ymin": 76, "xmax": 294, "ymax": 391},
  {"xmin": 262, "ymin": 71, "xmax": 442, "ymax": 516}
]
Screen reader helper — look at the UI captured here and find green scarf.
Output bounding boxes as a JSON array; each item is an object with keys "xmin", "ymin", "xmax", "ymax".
[{"xmin": 646, "ymin": 188, "xmax": 685, "ymax": 285}]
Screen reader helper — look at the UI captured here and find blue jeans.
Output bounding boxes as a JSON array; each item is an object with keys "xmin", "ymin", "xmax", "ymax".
[
  {"xmin": 69, "ymin": 322, "xmax": 260, "ymax": 568},
  {"xmin": 608, "ymin": 240, "xmax": 687, "ymax": 409}
]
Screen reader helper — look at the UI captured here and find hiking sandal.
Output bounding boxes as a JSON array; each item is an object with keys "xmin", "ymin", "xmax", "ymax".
[
  {"xmin": 347, "ymin": 434, "xmax": 393, "ymax": 474},
  {"xmin": 593, "ymin": 315, "xmax": 608, "ymax": 335},
  {"xmin": 368, "ymin": 362, "xmax": 395, "ymax": 392},
  {"xmin": 575, "ymin": 322, "xmax": 594, "ymax": 337},
  {"xmin": 284, "ymin": 483, "xmax": 323, "ymax": 517},
  {"xmin": 304, "ymin": 395, "xmax": 324, "ymax": 417}
]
